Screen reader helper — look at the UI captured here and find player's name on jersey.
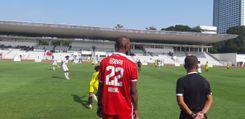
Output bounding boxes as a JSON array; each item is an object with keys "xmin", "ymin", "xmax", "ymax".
[
  {"xmin": 108, "ymin": 87, "xmax": 119, "ymax": 93},
  {"xmin": 106, "ymin": 80, "xmax": 123, "ymax": 87},
  {"xmin": 109, "ymin": 58, "xmax": 123, "ymax": 65}
]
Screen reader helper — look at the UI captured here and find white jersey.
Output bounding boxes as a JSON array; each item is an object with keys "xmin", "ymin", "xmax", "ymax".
[
  {"xmin": 61, "ymin": 59, "xmax": 69, "ymax": 71},
  {"xmin": 52, "ymin": 60, "xmax": 57, "ymax": 66},
  {"xmin": 198, "ymin": 63, "xmax": 202, "ymax": 73}
]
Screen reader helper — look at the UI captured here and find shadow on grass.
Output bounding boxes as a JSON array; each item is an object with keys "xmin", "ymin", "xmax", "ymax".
[
  {"xmin": 72, "ymin": 94, "xmax": 89, "ymax": 109},
  {"xmin": 52, "ymin": 76, "xmax": 65, "ymax": 80}
]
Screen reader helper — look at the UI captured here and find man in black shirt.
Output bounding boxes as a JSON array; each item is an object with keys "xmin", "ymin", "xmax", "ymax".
[{"xmin": 176, "ymin": 55, "xmax": 213, "ymax": 119}]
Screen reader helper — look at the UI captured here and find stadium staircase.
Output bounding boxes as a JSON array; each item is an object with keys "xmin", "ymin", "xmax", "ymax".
[
  {"xmin": 203, "ymin": 52, "xmax": 222, "ymax": 66},
  {"xmin": 2, "ymin": 49, "xmax": 13, "ymax": 59},
  {"xmin": 172, "ymin": 52, "xmax": 222, "ymax": 66},
  {"xmin": 3, "ymin": 49, "xmax": 22, "ymax": 59}
]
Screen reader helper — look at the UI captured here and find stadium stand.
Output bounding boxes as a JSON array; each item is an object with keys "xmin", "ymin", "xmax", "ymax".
[
  {"xmin": 0, "ymin": 43, "xmax": 226, "ymax": 66},
  {"xmin": 34, "ymin": 45, "xmax": 54, "ymax": 51},
  {"xmin": 173, "ymin": 52, "xmax": 221, "ymax": 66},
  {"xmin": 55, "ymin": 46, "xmax": 69, "ymax": 52},
  {"xmin": 0, "ymin": 21, "xmax": 238, "ymax": 66},
  {"xmin": 144, "ymin": 47, "xmax": 174, "ymax": 55},
  {"xmin": 0, "ymin": 40, "xmax": 37, "ymax": 47},
  {"xmin": 131, "ymin": 49, "xmax": 145, "ymax": 56}
]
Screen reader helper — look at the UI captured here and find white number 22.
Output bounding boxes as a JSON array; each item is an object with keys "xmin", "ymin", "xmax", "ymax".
[{"xmin": 105, "ymin": 66, "xmax": 124, "ymax": 87}]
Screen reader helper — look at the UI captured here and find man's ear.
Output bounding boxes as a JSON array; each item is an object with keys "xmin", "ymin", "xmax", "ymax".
[
  {"xmin": 195, "ymin": 64, "xmax": 198, "ymax": 69},
  {"xmin": 184, "ymin": 64, "xmax": 187, "ymax": 69},
  {"xmin": 124, "ymin": 44, "xmax": 129, "ymax": 50}
]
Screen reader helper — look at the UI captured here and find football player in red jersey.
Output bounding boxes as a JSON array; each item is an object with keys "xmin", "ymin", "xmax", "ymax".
[{"xmin": 97, "ymin": 36, "xmax": 138, "ymax": 119}]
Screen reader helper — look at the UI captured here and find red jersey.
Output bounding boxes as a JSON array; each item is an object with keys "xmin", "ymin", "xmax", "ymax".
[{"xmin": 99, "ymin": 52, "xmax": 138, "ymax": 115}]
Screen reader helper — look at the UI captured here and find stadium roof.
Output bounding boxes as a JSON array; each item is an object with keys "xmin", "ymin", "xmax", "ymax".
[{"xmin": 0, "ymin": 21, "xmax": 238, "ymax": 44}]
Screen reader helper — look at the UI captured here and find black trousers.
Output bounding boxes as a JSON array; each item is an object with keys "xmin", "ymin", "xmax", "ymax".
[{"xmin": 179, "ymin": 111, "xmax": 207, "ymax": 119}]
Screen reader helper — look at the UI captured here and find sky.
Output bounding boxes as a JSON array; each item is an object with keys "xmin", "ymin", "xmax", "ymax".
[{"xmin": 0, "ymin": 0, "xmax": 213, "ymax": 30}]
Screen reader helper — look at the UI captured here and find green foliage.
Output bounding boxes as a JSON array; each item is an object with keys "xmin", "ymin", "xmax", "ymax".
[
  {"xmin": 0, "ymin": 61, "xmax": 245, "ymax": 119},
  {"xmin": 192, "ymin": 27, "xmax": 202, "ymax": 32},
  {"xmin": 146, "ymin": 26, "xmax": 157, "ymax": 30},
  {"xmin": 210, "ymin": 26, "xmax": 245, "ymax": 53},
  {"xmin": 52, "ymin": 40, "xmax": 61, "ymax": 46},
  {"xmin": 62, "ymin": 41, "xmax": 71, "ymax": 46},
  {"xmin": 38, "ymin": 40, "xmax": 49, "ymax": 45},
  {"xmin": 115, "ymin": 24, "xmax": 124, "ymax": 29},
  {"xmin": 209, "ymin": 41, "xmax": 224, "ymax": 53},
  {"xmin": 163, "ymin": 25, "xmax": 200, "ymax": 32}
]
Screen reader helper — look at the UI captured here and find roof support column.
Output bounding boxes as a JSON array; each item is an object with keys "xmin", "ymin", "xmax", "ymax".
[
  {"xmin": 132, "ymin": 44, "xmax": 135, "ymax": 50},
  {"xmin": 48, "ymin": 40, "xmax": 52, "ymax": 46}
]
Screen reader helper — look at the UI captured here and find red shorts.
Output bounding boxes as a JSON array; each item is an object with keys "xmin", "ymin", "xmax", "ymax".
[{"xmin": 103, "ymin": 114, "xmax": 133, "ymax": 119}]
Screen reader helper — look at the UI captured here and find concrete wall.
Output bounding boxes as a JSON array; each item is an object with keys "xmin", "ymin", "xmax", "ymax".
[
  {"xmin": 237, "ymin": 54, "xmax": 245, "ymax": 62},
  {"xmin": 212, "ymin": 53, "xmax": 237, "ymax": 65}
]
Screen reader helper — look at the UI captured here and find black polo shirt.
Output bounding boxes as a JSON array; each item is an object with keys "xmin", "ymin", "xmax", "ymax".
[{"xmin": 176, "ymin": 72, "xmax": 212, "ymax": 112}]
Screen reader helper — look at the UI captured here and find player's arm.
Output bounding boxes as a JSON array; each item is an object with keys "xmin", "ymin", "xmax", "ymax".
[
  {"xmin": 199, "ymin": 83, "xmax": 213, "ymax": 116},
  {"xmin": 130, "ymin": 81, "xmax": 138, "ymax": 110},
  {"xmin": 196, "ymin": 94, "xmax": 213, "ymax": 118},
  {"xmin": 130, "ymin": 81, "xmax": 138, "ymax": 119},
  {"xmin": 130, "ymin": 64, "xmax": 139, "ymax": 119},
  {"xmin": 202, "ymin": 94, "xmax": 213, "ymax": 114},
  {"xmin": 97, "ymin": 62, "xmax": 104, "ymax": 109},
  {"xmin": 97, "ymin": 82, "xmax": 103, "ymax": 107},
  {"xmin": 176, "ymin": 96, "xmax": 195, "ymax": 117},
  {"xmin": 97, "ymin": 82, "xmax": 103, "ymax": 117},
  {"xmin": 97, "ymin": 63, "xmax": 104, "ymax": 118}
]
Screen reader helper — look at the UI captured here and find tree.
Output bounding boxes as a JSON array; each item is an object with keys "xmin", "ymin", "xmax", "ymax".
[
  {"xmin": 209, "ymin": 26, "xmax": 245, "ymax": 53},
  {"xmin": 226, "ymin": 26, "xmax": 245, "ymax": 53},
  {"xmin": 191, "ymin": 27, "xmax": 202, "ymax": 32},
  {"xmin": 161, "ymin": 25, "xmax": 201, "ymax": 32},
  {"xmin": 115, "ymin": 24, "xmax": 124, "ymax": 29},
  {"xmin": 163, "ymin": 26, "xmax": 175, "ymax": 31},
  {"xmin": 164, "ymin": 25, "xmax": 192, "ymax": 32},
  {"xmin": 146, "ymin": 26, "xmax": 157, "ymax": 30}
]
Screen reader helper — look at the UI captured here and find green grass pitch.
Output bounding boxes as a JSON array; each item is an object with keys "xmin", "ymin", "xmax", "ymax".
[{"xmin": 0, "ymin": 61, "xmax": 244, "ymax": 119}]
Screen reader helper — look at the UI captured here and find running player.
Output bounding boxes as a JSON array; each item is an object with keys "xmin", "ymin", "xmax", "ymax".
[
  {"xmin": 61, "ymin": 56, "xmax": 70, "ymax": 80},
  {"xmin": 137, "ymin": 60, "xmax": 142, "ymax": 72},
  {"xmin": 226, "ymin": 64, "xmax": 231, "ymax": 69},
  {"xmin": 197, "ymin": 61, "xmax": 202, "ymax": 74},
  {"xmin": 205, "ymin": 61, "xmax": 209, "ymax": 72},
  {"xmin": 52, "ymin": 56, "xmax": 58, "ymax": 71},
  {"xmin": 87, "ymin": 65, "xmax": 100, "ymax": 109},
  {"xmin": 157, "ymin": 59, "xmax": 161, "ymax": 68},
  {"xmin": 97, "ymin": 36, "xmax": 139, "ymax": 119}
]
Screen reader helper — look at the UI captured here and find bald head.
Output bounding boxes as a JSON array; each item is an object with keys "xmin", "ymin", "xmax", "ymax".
[{"xmin": 115, "ymin": 36, "xmax": 131, "ymax": 54}]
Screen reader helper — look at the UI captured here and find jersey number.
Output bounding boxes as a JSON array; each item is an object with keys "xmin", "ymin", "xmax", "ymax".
[{"xmin": 105, "ymin": 66, "xmax": 124, "ymax": 86}]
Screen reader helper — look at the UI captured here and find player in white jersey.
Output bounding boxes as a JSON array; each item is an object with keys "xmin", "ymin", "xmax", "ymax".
[
  {"xmin": 61, "ymin": 56, "xmax": 70, "ymax": 80},
  {"xmin": 51, "ymin": 56, "xmax": 58, "ymax": 71},
  {"xmin": 197, "ymin": 61, "xmax": 202, "ymax": 74}
]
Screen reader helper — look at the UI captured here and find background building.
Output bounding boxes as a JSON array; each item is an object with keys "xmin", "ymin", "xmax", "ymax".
[
  {"xmin": 194, "ymin": 26, "xmax": 217, "ymax": 34},
  {"xmin": 213, "ymin": 0, "xmax": 245, "ymax": 33}
]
